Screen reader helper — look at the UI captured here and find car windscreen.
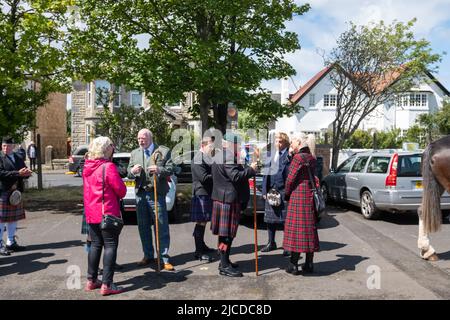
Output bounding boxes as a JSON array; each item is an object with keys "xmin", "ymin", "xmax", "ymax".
[
  {"xmin": 74, "ymin": 147, "xmax": 88, "ymax": 156},
  {"xmin": 112, "ymin": 157, "xmax": 130, "ymax": 178},
  {"xmin": 397, "ymin": 154, "xmax": 422, "ymax": 177}
]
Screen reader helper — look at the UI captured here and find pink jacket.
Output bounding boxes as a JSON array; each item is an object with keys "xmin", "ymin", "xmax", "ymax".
[{"xmin": 83, "ymin": 158, "xmax": 127, "ymax": 224}]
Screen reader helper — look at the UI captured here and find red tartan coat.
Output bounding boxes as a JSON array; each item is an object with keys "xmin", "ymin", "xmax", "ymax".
[{"xmin": 283, "ymin": 149, "xmax": 320, "ymax": 253}]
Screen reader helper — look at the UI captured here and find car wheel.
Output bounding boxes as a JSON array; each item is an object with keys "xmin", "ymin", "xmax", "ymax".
[
  {"xmin": 321, "ymin": 184, "xmax": 330, "ymax": 204},
  {"xmin": 168, "ymin": 198, "xmax": 178, "ymax": 224},
  {"xmin": 360, "ymin": 190, "xmax": 380, "ymax": 220}
]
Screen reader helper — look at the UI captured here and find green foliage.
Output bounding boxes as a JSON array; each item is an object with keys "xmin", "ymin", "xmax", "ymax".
[
  {"xmin": 327, "ymin": 19, "xmax": 442, "ymax": 169},
  {"xmin": 342, "ymin": 129, "xmax": 374, "ymax": 148},
  {"xmin": 416, "ymin": 101, "xmax": 450, "ymax": 142},
  {"xmin": 0, "ymin": 0, "xmax": 71, "ymax": 140},
  {"xmin": 96, "ymin": 105, "xmax": 172, "ymax": 152},
  {"xmin": 66, "ymin": 0, "xmax": 310, "ymax": 132}
]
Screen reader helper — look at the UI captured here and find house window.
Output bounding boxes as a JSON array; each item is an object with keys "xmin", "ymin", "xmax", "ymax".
[
  {"xmin": 94, "ymin": 80, "xmax": 111, "ymax": 108},
  {"xmin": 130, "ymin": 91, "xmax": 143, "ymax": 107},
  {"xmin": 324, "ymin": 94, "xmax": 337, "ymax": 107},
  {"xmin": 395, "ymin": 93, "xmax": 427, "ymax": 108},
  {"xmin": 113, "ymin": 85, "xmax": 121, "ymax": 108},
  {"xmin": 309, "ymin": 93, "xmax": 315, "ymax": 107},
  {"xmin": 86, "ymin": 83, "xmax": 92, "ymax": 107}
]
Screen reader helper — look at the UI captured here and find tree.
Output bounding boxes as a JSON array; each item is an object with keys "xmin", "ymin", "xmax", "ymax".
[
  {"xmin": 0, "ymin": 0, "xmax": 71, "ymax": 140},
  {"xmin": 66, "ymin": 0, "xmax": 309, "ymax": 134},
  {"xmin": 416, "ymin": 100, "xmax": 450, "ymax": 143},
  {"xmin": 342, "ymin": 129, "xmax": 373, "ymax": 149},
  {"xmin": 96, "ymin": 105, "xmax": 172, "ymax": 152},
  {"xmin": 325, "ymin": 20, "xmax": 442, "ymax": 169}
]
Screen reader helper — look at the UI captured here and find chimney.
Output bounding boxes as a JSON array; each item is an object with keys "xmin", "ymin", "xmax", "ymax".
[{"xmin": 281, "ymin": 77, "xmax": 289, "ymax": 105}]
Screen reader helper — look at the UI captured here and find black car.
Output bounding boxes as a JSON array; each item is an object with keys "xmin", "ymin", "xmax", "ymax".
[
  {"xmin": 172, "ymin": 150, "xmax": 196, "ymax": 184},
  {"xmin": 68, "ymin": 145, "xmax": 88, "ymax": 176}
]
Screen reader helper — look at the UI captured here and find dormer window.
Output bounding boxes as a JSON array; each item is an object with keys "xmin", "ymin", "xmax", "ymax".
[
  {"xmin": 324, "ymin": 94, "xmax": 337, "ymax": 107},
  {"xmin": 395, "ymin": 93, "xmax": 427, "ymax": 107}
]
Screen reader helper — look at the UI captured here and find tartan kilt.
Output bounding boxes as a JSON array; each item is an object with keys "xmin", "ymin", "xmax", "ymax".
[
  {"xmin": 210, "ymin": 200, "xmax": 241, "ymax": 238},
  {"xmin": 191, "ymin": 195, "xmax": 212, "ymax": 222},
  {"xmin": 283, "ymin": 181, "xmax": 319, "ymax": 253},
  {"xmin": 0, "ymin": 191, "xmax": 26, "ymax": 223}
]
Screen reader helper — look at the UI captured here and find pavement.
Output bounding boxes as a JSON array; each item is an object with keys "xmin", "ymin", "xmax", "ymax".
[{"xmin": 1, "ymin": 202, "xmax": 450, "ymax": 300}]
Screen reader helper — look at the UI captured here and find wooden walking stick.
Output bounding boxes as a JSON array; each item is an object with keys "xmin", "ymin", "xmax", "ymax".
[
  {"xmin": 253, "ymin": 174, "xmax": 259, "ymax": 276},
  {"xmin": 153, "ymin": 173, "xmax": 161, "ymax": 273}
]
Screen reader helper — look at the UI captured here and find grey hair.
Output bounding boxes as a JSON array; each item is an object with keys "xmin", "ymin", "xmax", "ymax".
[
  {"xmin": 290, "ymin": 132, "xmax": 316, "ymax": 157},
  {"xmin": 138, "ymin": 128, "xmax": 153, "ymax": 139},
  {"xmin": 88, "ymin": 136, "xmax": 113, "ymax": 159}
]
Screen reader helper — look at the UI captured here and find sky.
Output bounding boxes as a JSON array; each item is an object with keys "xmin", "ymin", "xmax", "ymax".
[{"xmin": 261, "ymin": 0, "xmax": 450, "ymax": 95}]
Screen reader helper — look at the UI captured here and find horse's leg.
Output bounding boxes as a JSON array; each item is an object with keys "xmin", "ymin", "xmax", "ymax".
[{"xmin": 418, "ymin": 205, "xmax": 439, "ymax": 261}]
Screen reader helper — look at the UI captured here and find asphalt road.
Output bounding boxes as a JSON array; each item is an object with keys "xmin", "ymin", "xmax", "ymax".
[
  {"xmin": 1, "ymin": 202, "xmax": 450, "ymax": 300},
  {"xmin": 27, "ymin": 172, "xmax": 83, "ymax": 188}
]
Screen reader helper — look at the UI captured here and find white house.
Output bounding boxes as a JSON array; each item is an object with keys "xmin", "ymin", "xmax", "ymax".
[{"xmin": 275, "ymin": 65, "xmax": 449, "ymax": 137}]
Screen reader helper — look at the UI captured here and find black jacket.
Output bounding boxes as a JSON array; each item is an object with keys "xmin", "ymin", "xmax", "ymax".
[
  {"xmin": 191, "ymin": 151, "xmax": 213, "ymax": 197},
  {"xmin": 0, "ymin": 152, "xmax": 27, "ymax": 192},
  {"xmin": 211, "ymin": 150, "xmax": 255, "ymax": 206}
]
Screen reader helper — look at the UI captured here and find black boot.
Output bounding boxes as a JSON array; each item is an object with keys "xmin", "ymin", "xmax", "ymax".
[
  {"xmin": 301, "ymin": 252, "xmax": 314, "ymax": 274},
  {"xmin": 285, "ymin": 252, "xmax": 300, "ymax": 275},
  {"xmin": 193, "ymin": 224, "xmax": 212, "ymax": 262},
  {"xmin": 218, "ymin": 245, "xmax": 242, "ymax": 277}
]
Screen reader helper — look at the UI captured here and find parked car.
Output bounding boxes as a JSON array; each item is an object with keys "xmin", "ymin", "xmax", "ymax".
[
  {"xmin": 112, "ymin": 152, "xmax": 178, "ymax": 222},
  {"xmin": 243, "ymin": 174, "xmax": 266, "ymax": 216},
  {"xmin": 320, "ymin": 150, "xmax": 450, "ymax": 219},
  {"xmin": 68, "ymin": 145, "xmax": 88, "ymax": 176},
  {"xmin": 171, "ymin": 150, "xmax": 195, "ymax": 184}
]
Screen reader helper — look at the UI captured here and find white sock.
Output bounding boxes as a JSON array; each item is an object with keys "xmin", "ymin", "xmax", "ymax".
[
  {"xmin": 6, "ymin": 222, "xmax": 17, "ymax": 245},
  {"xmin": 0, "ymin": 223, "xmax": 4, "ymax": 246}
]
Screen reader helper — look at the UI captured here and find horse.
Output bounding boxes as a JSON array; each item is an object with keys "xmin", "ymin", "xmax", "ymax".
[{"xmin": 418, "ymin": 135, "xmax": 450, "ymax": 261}]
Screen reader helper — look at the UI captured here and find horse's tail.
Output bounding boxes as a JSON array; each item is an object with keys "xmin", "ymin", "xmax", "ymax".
[{"xmin": 421, "ymin": 144, "xmax": 442, "ymax": 234}]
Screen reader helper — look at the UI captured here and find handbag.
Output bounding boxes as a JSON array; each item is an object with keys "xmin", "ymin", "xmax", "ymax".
[
  {"xmin": 267, "ymin": 188, "xmax": 282, "ymax": 207},
  {"xmin": 305, "ymin": 161, "xmax": 326, "ymax": 218},
  {"xmin": 99, "ymin": 164, "xmax": 124, "ymax": 234}
]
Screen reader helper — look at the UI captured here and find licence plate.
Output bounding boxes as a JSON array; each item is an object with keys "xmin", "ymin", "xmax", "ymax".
[
  {"xmin": 125, "ymin": 180, "xmax": 135, "ymax": 187},
  {"xmin": 415, "ymin": 181, "xmax": 423, "ymax": 189}
]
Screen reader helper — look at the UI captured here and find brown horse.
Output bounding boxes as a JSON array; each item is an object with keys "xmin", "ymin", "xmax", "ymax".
[{"xmin": 418, "ymin": 135, "xmax": 450, "ymax": 261}]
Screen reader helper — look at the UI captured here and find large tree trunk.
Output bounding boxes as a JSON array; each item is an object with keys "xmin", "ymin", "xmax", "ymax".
[
  {"xmin": 213, "ymin": 103, "xmax": 227, "ymax": 134},
  {"xmin": 331, "ymin": 143, "xmax": 341, "ymax": 171},
  {"xmin": 198, "ymin": 93, "xmax": 210, "ymax": 135}
]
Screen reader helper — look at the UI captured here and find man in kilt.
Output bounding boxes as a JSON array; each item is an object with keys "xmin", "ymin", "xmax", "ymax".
[
  {"xmin": 190, "ymin": 136, "xmax": 216, "ymax": 262},
  {"xmin": 283, "ymin": 133, "xmax": 319, "ymax": 275},
  {"xmin": 211, "ymin": 133, "xmax": 257, "ymax": 277},
  {"xmin": 0, "ymin": 137, "xmax": 32, "ymax": 256},
  {"xmin": 261, "ymin": 132, "xmax": 291, "ymax": 255}
]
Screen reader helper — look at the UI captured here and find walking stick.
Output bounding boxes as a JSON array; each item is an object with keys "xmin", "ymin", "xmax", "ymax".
[
  {"xmin": 153, "ymin": 173, "xmax": 161, "ymax": 273},
  {"xmin": 253, "ymin": 175, "xmax": 259, "ymax": 276}
]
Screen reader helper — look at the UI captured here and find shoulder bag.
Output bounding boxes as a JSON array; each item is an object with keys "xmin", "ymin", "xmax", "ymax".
[
  {"xmin": 100, "ymin": 164, "xmax": 124, "ymax": 234},
  {"xmin": 305, "ymin": 160, "xmax": 326, "ymax": 219}
]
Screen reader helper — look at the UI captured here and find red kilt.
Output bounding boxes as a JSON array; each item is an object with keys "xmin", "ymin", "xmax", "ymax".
[
  {"xmin": 0, "ymin": 191, "xmax": 26, "ymax": 223},
  {"xmin": 283, "ymin": 153, "xmax": 319, "ymax": 253},
  {"xmin": 210, "ymin": 200, "xmax": 241, "ymax": 238}
]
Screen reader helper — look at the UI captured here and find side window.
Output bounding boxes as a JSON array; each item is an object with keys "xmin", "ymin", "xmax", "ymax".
[
  {"xmin": 351, "ymin": 156, "xmax": 369, "ymax": 173},
  {"xmin": 336, "ymin": 156, "xmax": 355, "ymax": 173},
  {"xmin": 367, "ymin": 156, "xmax": 391, "ymax": 174}
]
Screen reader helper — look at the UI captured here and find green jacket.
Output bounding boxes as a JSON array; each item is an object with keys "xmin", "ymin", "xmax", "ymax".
[{"xmin": 127, "ymin": 144, "xmax": 174, "ymax": 196}]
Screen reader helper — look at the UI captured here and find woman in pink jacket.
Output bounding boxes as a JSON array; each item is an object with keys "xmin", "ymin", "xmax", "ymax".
[{"xmin": 83, "ymin": 136, "xmax": 127, "ymax": 296}]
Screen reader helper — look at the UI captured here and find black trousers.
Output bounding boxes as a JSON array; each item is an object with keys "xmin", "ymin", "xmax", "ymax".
[
  {"xmin": 29, "ymin": 158, "xmax": 36, "ymax": 170},
  {"xmin": 87, "ymin": 223, "xmax": 120, "ymax": 285}
]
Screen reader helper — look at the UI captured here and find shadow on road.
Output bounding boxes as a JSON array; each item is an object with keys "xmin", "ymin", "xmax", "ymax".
[
  {"xmin": 115, "ymin": 269, "xmax": 193, "ymax": 293},
  {"xmin": 23, "ymin": 240, "xmax": 84, "ymax": 252},
  {"xmin": 0, "ymin": 252, "xmax": 67, "ymax": 276}
]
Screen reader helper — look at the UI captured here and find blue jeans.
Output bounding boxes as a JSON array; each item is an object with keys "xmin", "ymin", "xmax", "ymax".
[{"xmin": 136, "ymin": 190, "xmax": 170, "ymax": 263}]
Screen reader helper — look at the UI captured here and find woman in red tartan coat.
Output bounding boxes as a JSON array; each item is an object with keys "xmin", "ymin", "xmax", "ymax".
[{"xmin": 283, "ymin": 133, "xmax": 319, "ymax": 275}]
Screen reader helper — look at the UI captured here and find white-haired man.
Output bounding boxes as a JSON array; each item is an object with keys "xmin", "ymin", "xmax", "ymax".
[{"xmin": 127, "ymin": 129, "xmax": 175, "ymax": 271}]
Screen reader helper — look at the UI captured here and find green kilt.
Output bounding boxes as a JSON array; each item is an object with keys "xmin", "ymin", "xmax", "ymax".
[{"xmin": 0, "ymin": 191, "xmax": 26, "ymax": 223}]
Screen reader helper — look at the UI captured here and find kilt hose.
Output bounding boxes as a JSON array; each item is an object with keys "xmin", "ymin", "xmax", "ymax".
[
  {"xmin": 283, "ymin": 180, "xmax": 319, "ymax": 253},
  {"xmin": 210, "ymin": 200, "xmax": 241, "ymax": 238},
  {"xmin": 191, "ymin": 195, "xmax": 212, "ymax": 223},
  {"xmin": 0, "ymin": 191, "xmax": 25, "ymax": 223}
]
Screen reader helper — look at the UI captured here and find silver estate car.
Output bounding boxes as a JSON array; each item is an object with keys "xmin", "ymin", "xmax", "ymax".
[{"xmin": 321, "ymin": 150, "xmax": 450, "ymax": 219}]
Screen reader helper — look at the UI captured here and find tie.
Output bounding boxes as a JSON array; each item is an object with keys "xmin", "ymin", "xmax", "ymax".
[{"xmin": 145, "ymin": 149, "xmax": 150, "ymax": 158}]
